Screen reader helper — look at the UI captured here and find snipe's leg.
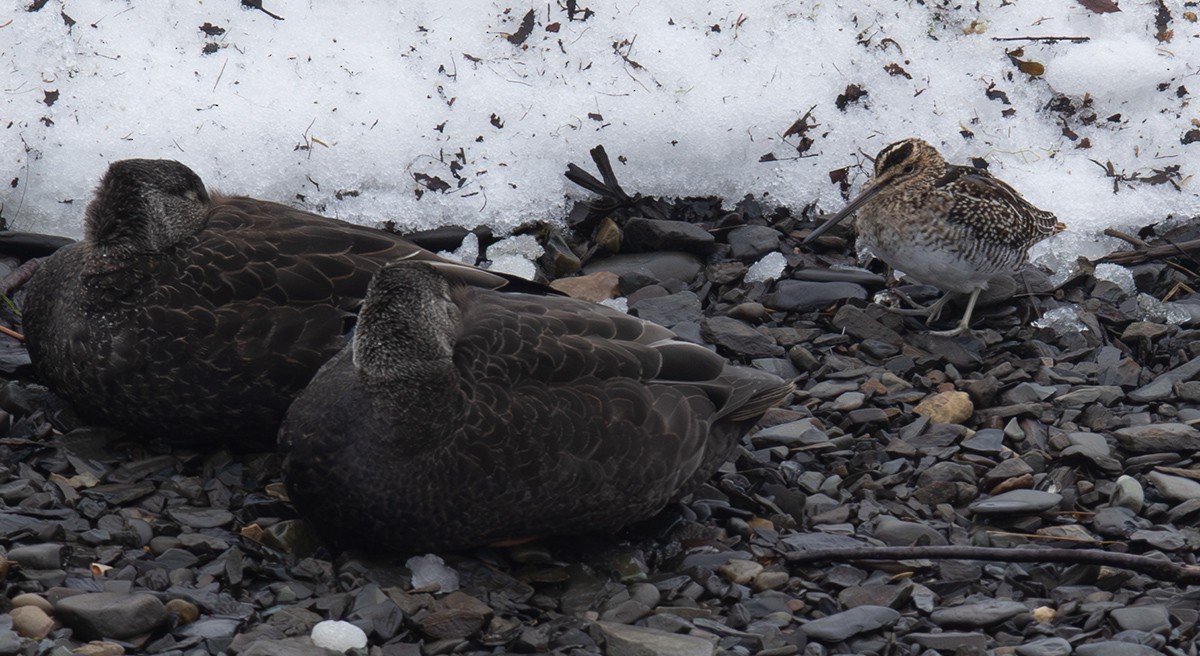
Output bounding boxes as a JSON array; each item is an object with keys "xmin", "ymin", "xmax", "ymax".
[
  {"xmin": 883, "ymin": 290, "xmax": 953, "ymax": 324},
  {"xmin": 928, "ymin": 288, "xmax": 981, "ymax": 337}
]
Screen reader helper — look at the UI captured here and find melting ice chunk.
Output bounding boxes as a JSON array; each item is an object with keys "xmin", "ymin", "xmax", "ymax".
[
  {"xmin": 1033, "ymin": 306, "xmax": 1088, "ymax": 333},
  {"xmin": 600, "ymin": 297, "xmax": 629, "ymax": 313},
  {"xmin": 438, "ymin": 232, "xmax": 480, "ymax": 265},
  {"xmin": 1093, "ymin": 263, "xmax": 1135, "ymax": 295},
  {"xmin": 1135, "ymin": 293, "xmax": 1191, "ymax": 325},
  {"xmin": 406, "ymin": 553, "xmax": 460, "ymax": 593},
  {"xmin": 745, "ymin": 252, "xmax": 787, "ymax": 283},
  {"xmin": 484, "ymin": 235, "xmax": 544, "ymax": 281}
]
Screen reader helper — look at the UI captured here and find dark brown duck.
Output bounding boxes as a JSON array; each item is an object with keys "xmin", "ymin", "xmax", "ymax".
[
  {"xmin": 22, "ymin": 159, "xmax": 530, "ymax": 446},
  {"xmin": 280, "ymin": 261, "xmax": 795, "ymax": 553}
]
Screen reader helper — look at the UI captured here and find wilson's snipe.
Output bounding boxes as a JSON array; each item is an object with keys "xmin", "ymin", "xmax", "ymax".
[{"xmin": 804, "ymin": 138, "xmax": 1065, "ymax": 336}]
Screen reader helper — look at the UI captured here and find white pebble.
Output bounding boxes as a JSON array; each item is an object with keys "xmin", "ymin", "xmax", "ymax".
[{"xmin": 310, "ymin": 620, "xmax": 367, "ymax": 652}]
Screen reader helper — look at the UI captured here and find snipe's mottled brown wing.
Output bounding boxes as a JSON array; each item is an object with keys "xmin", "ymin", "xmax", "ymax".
[{"xmin": 939, "ymin": 166, "xmax": 1062, "ymax": 251}]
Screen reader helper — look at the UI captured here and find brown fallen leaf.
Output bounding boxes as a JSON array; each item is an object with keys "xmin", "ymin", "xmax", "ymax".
[{"xmin": 1077, "ymin": 0, "xmax": 1120, "ymax": 13}]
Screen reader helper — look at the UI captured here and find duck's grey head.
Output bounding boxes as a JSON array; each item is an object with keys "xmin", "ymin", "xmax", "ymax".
[
  {"xmin": 85, "ymin": 159, "xmax": 211, "ymax": 256},
  {"xmin": 353, "ymin": 261, "xmax": 462, "ymax": 382}
]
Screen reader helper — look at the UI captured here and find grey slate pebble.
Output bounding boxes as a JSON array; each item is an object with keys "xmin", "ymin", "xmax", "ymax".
[
  {"xmin": 968, "ymin": 489, "xmax": 1062, "ymax": 515},
  {"xmin": 799, "ymin": 605, "xmax": 901, "ymax": 642},
  {"xmin": 767, "ymin": 280, "xmax": 867, "ymax": 311},
  {"xmin": 629, "ymin": 291, "xmax": 703, "ymax": 327},
  {"xmin": 1015, "ymin": 636, "xmax": 1072, "ymax": 656},
  {"xmin": 929, "ymin": 600, "xmax": 1027, "ymax": 628},
  {"xmin": 55, "ymin": 592, "xmax": 168, "ymax": 640}
]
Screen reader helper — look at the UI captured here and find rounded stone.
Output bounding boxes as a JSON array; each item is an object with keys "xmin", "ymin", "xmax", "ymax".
[
  {"xmin": 11, "ymin": 593, "xmax": 54, "ymax": 614},
  {"xmin": 55, "ymin": 592, "xmax": 167, "ymax": 640},
  {"xmin": 165, "ymin": 599, "xmax": 200, "ymax": 625},
  {"xmin": 11, "ymin": 605, "xmax": 54, "ymax": 639}
]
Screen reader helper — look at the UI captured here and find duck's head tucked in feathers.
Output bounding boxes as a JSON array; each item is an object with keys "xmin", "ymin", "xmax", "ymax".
[
  {"xmin": 85, "ymin": 159, "xmax": 211, "ymax": 258},
  {"xmin": 353, "ymin": 262, "xmax": 462, "ymax": 383}
]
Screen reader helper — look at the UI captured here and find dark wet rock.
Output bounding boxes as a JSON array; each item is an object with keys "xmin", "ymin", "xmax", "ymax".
[
  {"xmin": 623, "ymin": 218, "xmax": 716, "ymax": 254},
  {"xmin": 419, "ymin": 592, "xmax": 493, "ymax": 640},
  {"xmin": 831, "ymin": 305, "xmax": 904, "ymax": 345},
  {"xmin": 177, "ymin": 617, "xmax": 243, "ymax": 652},
  {"xmin": 5, "ymin": 543, "xmax": 63, "ymax": 569},
  {"xmin": 629, "ymin": 291, "xmax": 703, "ymax": 327},
  {"xmin": 1113, "ymin": 423, "xmax": 1200, "ymax": 453},
  {"xmin": 726, "ymin": 225, "xmax": 780, "ymax": 261},
  {"xmin": 55, "ymin": 592, "xmax": 167, "ymax": 640},
  {"xmin": 700, "ymin": 316, "xmax": 784, "ymax": 357},
  {"xmin": 838, "ymin": 584, "xmax": 911, "ymax": 609},
  {"xmin": 799, "ymin": 605, "xmax": 901, "ymax": 642},
  {"xmin": 767, "ymin": 280, "xmax": 867, "ymax": 312},
  {"xmin": 583, "ymin": 251, "xmax": 704, "ymax": 288}
]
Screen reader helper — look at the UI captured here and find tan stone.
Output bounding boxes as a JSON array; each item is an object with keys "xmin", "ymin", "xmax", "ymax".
[
  {"xmin": 73, "ymin": 641, "xmax": 126, "ymax": 656},
  {"xmin": 12, "ymin": 605, "xmax": 54, "ymax": 639},
  {"xmin": 914, "ymin": 390, "xmax": 973, "ymax": 424},
  {"xmin": 165, "ymin": 598, "xmax": 199, "ymax": 625},
  {"xmin": 550, "ymin": 271, "xmax": 621, "ymax": 302},
  {"xmin": 595, "ymin": 216, "xmax": 621, "ymax": 252},
  {"xmin": 717, "ymin": 559, "xmax": 763, "ymax": 585},
  {"xmin": 12, "ymin": 593, "xmax": 55, "ymax": 613}
]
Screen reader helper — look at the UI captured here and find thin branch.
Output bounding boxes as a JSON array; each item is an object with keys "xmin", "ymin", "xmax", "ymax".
[
  {"xmin": 784, "ymin": 545, "xmax": 1200, "ymax": 585},
  {"xmin": 991, "ymin": 36, "xmax": 1090, "ymax": 43}
]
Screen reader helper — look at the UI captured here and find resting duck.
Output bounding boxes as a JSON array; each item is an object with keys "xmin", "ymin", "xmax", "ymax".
[
  {"xmin": 279, "ymin": 261, "xmax": 795, "ymax": 553},
  {"xmin": 21, "ymin": 159, "xmax": 532, "ymax": 446}
]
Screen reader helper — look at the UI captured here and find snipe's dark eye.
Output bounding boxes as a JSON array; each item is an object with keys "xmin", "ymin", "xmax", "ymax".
[{"xmin": 903, "ymin": 164, "xmax": 915, "ymax": 174}]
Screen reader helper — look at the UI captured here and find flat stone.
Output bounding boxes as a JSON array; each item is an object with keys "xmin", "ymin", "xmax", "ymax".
[
  {"xmin": 1128, "ymin": 355, "xmax": 1200, "ymax": 402},
  {"xmin": 166, "ymin": 507, "xmax": 233, "ymax": 529},
  {"xmin": 700, "ymin": 316, "xmax": 784, "ymax": 357},
  {"xmin": 969, "ymin": 489, "xmax": 1062, "ymax": 515},
  {"xmin": 727, "ymin": 225, "xmax": 781, "ymax": 260},
  {"xmin": 623, "ymin": 217, "xmax": 716, "ymax": 253},
  {"xmin": 238, "ymin": 637, "xmax": 343, "ymax": 656},
  {"xmin": 717, "ymin": 559, "xmax": 764, "ymax": 585},
  {"xmin": 583, "ymin": 251, "xmax": 704, "ymax": 286},
  {"xmin": 68, "ymin": 642, "xmax": 127, "ymax": 656},
  {"xmin": 1016, "ymin": 637, "xmax": 1072, "ymax": 656},
  {"xmin": 837, "ymin": 584, "xmax": 911, "ymax": 610},
  {"xmin": 930, "ymin": 599, "xmax": 1027, "ymax": 628},
  {"xmin": 830, "ymin": 305, "xmax": 904, "ymax": 345},
  {"xmin": 800, "ymin": 605, "xmax": 901, "ymax": 642},
  {"xmin": 914, "ymin": 391, "xmax": 973, "ymax": 424},
  {"xmin": 1121, "ymin": 321, "xmax": 1171, "ymax": 340},
  {"xmin": 908, "ymin": 631, "xmax": 989, "ymax": 652},
  {"xmin": 1146, "ymin": 471, "xmax": 1200, "ymax": 501},
  {"xmin": 55, "ymin": 592, "xmax": 167, "ymax": 640},
  {"xmin": 630, "ymin": 291, "xmax": 703, "ymax": 327},
  {"xmin": 874, "ymin": 516, "xmax": 948, "ymax": 546},
  {"xmin": 1113, "ymin": 423, "xmax": 1200, "ymax": 453},
  {"xmin": 550, "ymin": 272, "xmax": 620, "ymax": 302},
  {"xmin": 596, "ymin": 621, "xmax": 716, "ymax": 656},
  {"xmin": 1076, "ymin": 642, "xmax": 1164, "ymax": 656},
  {"xmin": 767, "ymin": 281, "xmax": 867, "ymax": 312}
]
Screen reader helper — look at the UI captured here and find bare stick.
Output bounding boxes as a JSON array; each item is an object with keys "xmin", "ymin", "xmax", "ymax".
[{"xmin": 784, "ymin": 545, "xmax": 1200, "ymax": 585}]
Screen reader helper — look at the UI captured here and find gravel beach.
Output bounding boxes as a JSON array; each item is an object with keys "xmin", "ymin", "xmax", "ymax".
[{"xmin": 1, "ymin": 184, "xmax": 1198, "ymax": 655}]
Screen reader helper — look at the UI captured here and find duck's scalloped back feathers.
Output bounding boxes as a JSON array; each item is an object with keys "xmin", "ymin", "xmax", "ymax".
[
  {"xmin": 21, "ymin": 159, "xmax": 554, "ymax": 445},
  {"xmin": 280, "ymin": 262, "xmax": 793, "ymax": 552}
]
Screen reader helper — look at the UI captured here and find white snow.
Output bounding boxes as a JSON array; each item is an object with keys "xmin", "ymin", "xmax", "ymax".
[
  {"xmin": 310, "ymin": 620, "xmax": 368, "ymax": 652},
  {"xmin": 405, "ymin": 553, "xmax": 459, "ymax": 593},
  {"xmin": 484, "ymin": 233, "xmax": 543, "ymax": 279},
  {"xmin": 3, "ymin": 1, "xmax": 1198, "ymax": 256}
]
